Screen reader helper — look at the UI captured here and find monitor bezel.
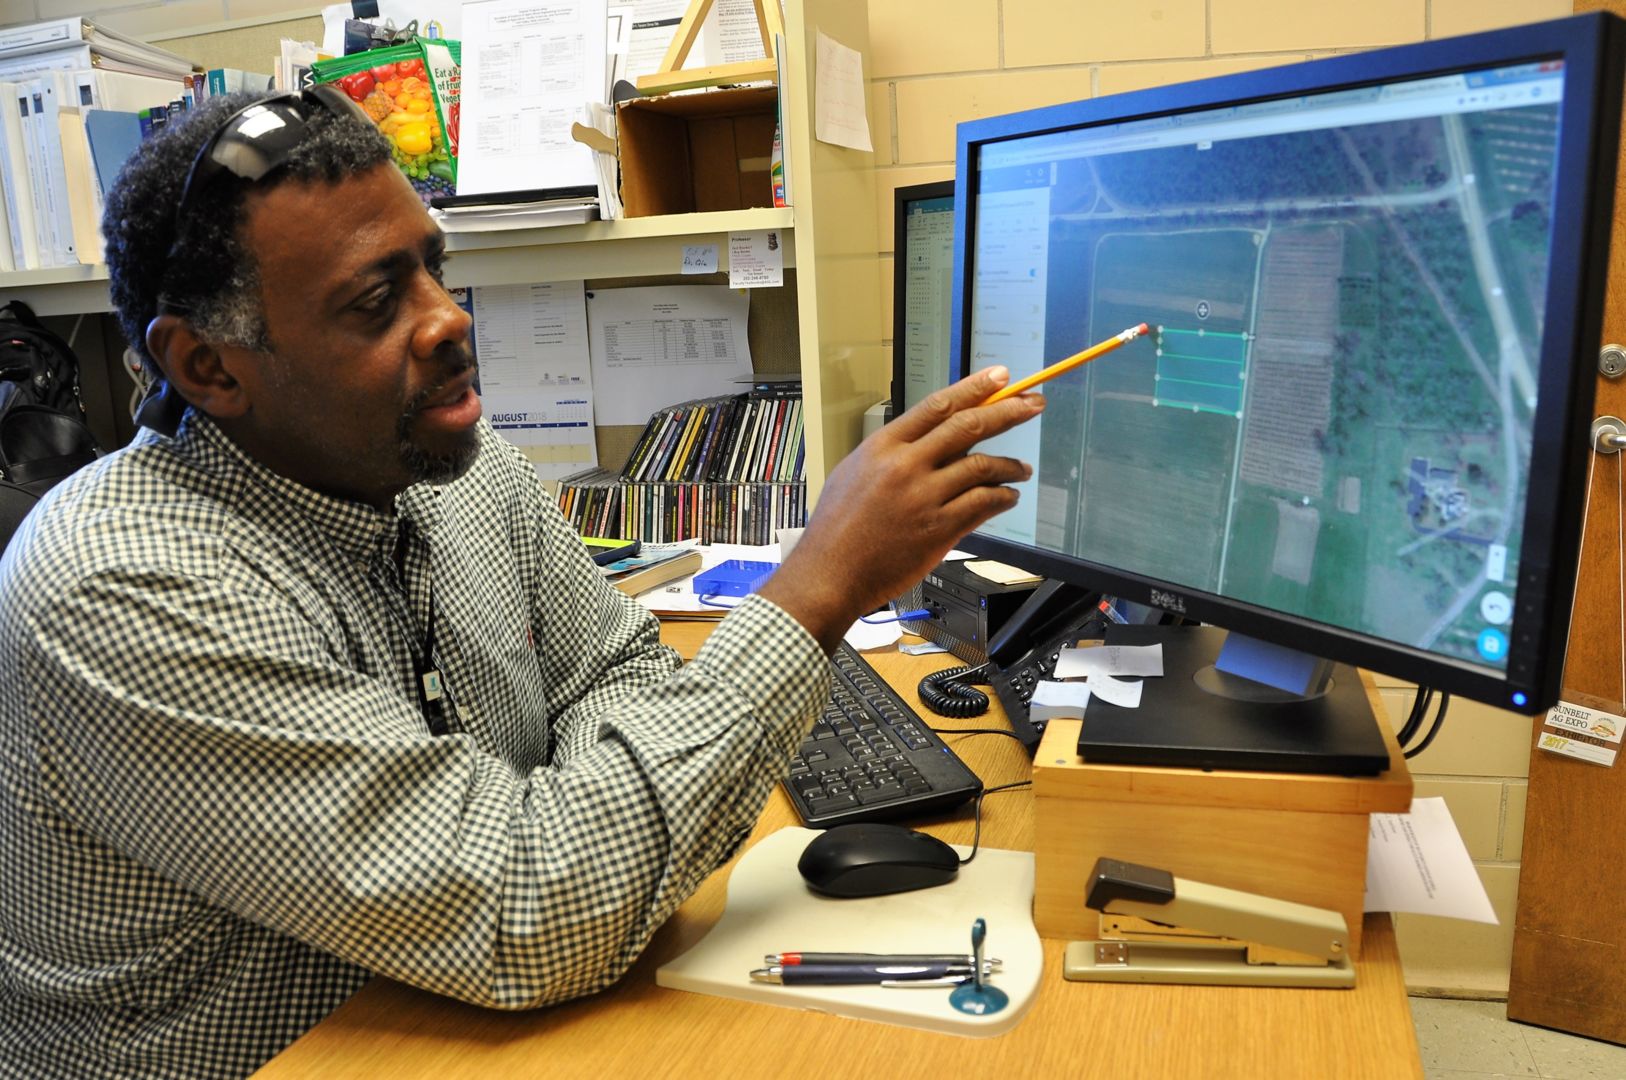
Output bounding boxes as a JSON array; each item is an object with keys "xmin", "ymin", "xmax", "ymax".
[
  {"xmin": 948, "ymin": 13, "xmax": 1625, "ymax": 713},
  {"xmin": 891, "ymin": 179, "xmax": 956, "ymax": 421}
]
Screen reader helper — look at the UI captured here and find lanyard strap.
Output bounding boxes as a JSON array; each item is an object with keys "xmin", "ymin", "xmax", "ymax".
[{"xmin": 416, "ymin": 575, "xmax": 449, "ymax": 736}]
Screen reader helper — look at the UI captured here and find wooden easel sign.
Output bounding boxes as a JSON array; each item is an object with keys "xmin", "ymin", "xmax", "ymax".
[{"xmin": 636, "ymin": 0, "xmax": 783, "ymax": 94}]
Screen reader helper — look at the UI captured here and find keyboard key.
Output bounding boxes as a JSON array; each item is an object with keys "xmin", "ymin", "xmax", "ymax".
[
  {"xmin": 807, "ymin": 793, "xmax": 860, "ymax": 816},
  {"xmin": 857, "ymin": 783, "xmax": 906, "ymax": 805}
]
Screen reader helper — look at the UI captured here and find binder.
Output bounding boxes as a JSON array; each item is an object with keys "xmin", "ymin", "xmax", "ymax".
[
  {"xmin": 56, "ymin": 106, "xmax": 101, "ymax": 263},
  {"xmin": 0, "ymin": 18, "xmax": 195, "ymax": 80},
  {"xmin": 0, "ymin": 82, "xmax": 37, "ymax": 269},
  {"xmin": 18, "ymin": 80, "xmax": 56, "ymax": 266},
  {"xmin": 92, "ymin": 68, "xmax": 188, "ymax": 112},
  {"xmin": 28, "ymin": 75, "xmax": 75, "ymax": 264}
]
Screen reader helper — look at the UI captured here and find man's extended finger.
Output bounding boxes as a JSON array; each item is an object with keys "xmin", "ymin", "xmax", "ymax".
[
  {"xmin": 930, "ymin": 483, "xmax": 1025, "ymax": 542},
  {"xmin": 913, "ymin": 390, "xmax": 1045, "ymax": 464},
  {"xmin": 917, "ymin": 452, "xmax": 1033, "ymax": 503},
  {"xmin": 885, "ymin": 366, "xmax": 1011, "ymax": 442},
  {"xmin": 904, "ymin": 452, "xmax": 1027, "ymax": 523}
]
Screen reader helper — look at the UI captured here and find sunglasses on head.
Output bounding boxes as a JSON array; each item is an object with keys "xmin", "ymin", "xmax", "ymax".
[
  {"xmin": 175, "ymin": 84, "xmax": 369, "ymax": 227},
  {"xmin": 159, "ymin": 85, "xmax": 369, "ymax": 315}
]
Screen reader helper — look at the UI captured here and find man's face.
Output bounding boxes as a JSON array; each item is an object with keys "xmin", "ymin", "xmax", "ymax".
[{"xmin": 223, "ymin": 163, "xmax": 480, "ymax": 508}]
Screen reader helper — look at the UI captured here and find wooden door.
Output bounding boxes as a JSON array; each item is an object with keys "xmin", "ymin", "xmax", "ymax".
[{"xmin": 1505, "ymin": 0, "xmax": 1626, "ymax": 1043}]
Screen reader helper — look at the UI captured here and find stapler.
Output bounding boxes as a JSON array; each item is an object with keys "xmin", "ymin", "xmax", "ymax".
[{"xmin": 1062, "ymin": 857, "xmax": 1356, "ymax": 989}]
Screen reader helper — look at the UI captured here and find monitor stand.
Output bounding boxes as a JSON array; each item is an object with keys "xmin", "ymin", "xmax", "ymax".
[{"xmin": 1075, "ymin": 625, "xmax": 1391, "ymax": 776}]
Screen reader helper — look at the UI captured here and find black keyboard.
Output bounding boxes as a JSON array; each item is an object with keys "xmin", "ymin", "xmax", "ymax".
[{"xmin": 783, "ymin": 644, "xmax": 983, "ymax": 828}]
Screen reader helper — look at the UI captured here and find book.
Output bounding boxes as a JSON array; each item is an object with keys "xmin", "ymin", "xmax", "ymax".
[
  {"xmin": 604, "ymin": 547, "xmax": 703, "ymax": 597},
  {"xmin": 83, "ymin": 108, "xmax": 141, "ymax": 198},
  {"xmin": 205, "ymin": 68, "xmax": 274, "ymax": 96},
  {"xmin": 580, "ymin": 535, "xmax": 639, "ymax": 566}
]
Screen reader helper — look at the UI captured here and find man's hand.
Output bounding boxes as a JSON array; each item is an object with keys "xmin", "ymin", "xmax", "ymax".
[{"xmin": 758, "ymin": 366, "xmax": 1045, "ymax": 652}]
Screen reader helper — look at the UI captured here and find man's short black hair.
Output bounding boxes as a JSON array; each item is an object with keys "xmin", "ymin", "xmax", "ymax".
[{"xmin": 103, "ymin": 91, "xmax": 393, "ymax": 376}]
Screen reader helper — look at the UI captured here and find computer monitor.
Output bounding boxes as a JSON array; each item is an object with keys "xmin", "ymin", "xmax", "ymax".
[
  {"xmin": 892, "ymin": 180, "xmax": 958, "ymax": 416},
  {"xmin": 949, "ymin": 13, "xmax": 1624, "ymax": 722}
]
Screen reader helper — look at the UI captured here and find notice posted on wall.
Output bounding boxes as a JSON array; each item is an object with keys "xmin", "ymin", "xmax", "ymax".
[{"xmin": 1537, "ymin": 699, "xmax": 1623, "ymax": 767}]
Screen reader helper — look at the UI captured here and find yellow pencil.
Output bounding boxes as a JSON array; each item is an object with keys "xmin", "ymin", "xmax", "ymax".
[{"xmin": 983, "ymin": 322, "xmax": 1151, "ymax": 404}]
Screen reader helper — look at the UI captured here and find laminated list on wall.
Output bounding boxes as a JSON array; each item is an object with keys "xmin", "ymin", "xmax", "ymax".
[
  {"xmin": 473, "ymin": 281, "xmax": 599, "ymax": 483},
  {"xmin": 587, "ymin": 284, "xmax": 753, "ymax": 425}
]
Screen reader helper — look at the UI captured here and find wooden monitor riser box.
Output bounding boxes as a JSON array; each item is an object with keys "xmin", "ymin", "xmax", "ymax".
[{"xmin": 1031, "ymin": 677, "xmax": 1413, "ymax": 960}]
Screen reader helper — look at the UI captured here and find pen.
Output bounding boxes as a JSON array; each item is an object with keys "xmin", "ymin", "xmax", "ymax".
[
  {"xmin": 749, "ymin": 963, "xmax": 989, "ymax": 985},
  {"xmin": 982, "ymin": 322, "xmax": 1151, "ymax": 404},
  {"xmin": 764, "ymin": 952, "xmax": 1002, "ymax": 967}
]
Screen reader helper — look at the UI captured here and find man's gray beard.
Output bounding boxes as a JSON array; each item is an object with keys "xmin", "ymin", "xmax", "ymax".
[{"xmin": 398, "ymin": 429, "xmax": 480, "ymax": 485}]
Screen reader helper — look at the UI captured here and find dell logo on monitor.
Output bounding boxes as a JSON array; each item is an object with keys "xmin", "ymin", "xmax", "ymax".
[{"xmin": 1150, "ymin": 589, "xmax": 1187, "ymax": 615}]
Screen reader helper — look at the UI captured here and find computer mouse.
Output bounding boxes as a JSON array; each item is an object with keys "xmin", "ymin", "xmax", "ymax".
[{"xmin": 797, "ymin": 823, "xmax": 961, "ymax": 898}]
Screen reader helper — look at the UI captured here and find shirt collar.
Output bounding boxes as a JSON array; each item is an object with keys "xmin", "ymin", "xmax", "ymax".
[{"xmin": 163, "ymin": 408, "xmax": 446, "ymax": 564}]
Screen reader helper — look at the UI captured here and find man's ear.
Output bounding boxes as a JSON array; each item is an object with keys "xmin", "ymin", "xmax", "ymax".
[{"xmin": 144, "ymin": 314, "xmax": 250, "ymax": 421}]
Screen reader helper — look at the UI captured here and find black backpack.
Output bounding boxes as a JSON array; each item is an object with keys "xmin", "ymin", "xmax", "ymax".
[
  {"xmin": 0, "ymin": 300, "xmax": 88, "ymax": 419},
  {"xmin": 0, "ymin": 302, "xmax": 101, "ymax": 552}
]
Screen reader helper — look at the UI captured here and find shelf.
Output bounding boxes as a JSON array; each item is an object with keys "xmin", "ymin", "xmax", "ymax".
[
  {"xmin": 0, "ymin": 263, "xmax": 112, "ymax": 315},
  {"xmin": 0, "ymin": 207, "xmax": 799, "ymax": 312},
  {"xmin": 442, "ymin": 206, "xmax": 795, "ymax": 286}
]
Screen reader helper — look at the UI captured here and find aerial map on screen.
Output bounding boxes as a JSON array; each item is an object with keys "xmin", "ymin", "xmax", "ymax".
[{"xmin": 970, "ymin": 62, "xmax": 1564, "ymax": 671}]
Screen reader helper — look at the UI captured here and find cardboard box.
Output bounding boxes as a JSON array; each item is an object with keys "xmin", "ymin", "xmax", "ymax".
[
  {"xmin": 617, "ymin": 85, "xmax": 778, "ymax": 217},
  {"xmin": 1030, "ymin": 681, "xmax": 1413, "ymax": 960}
]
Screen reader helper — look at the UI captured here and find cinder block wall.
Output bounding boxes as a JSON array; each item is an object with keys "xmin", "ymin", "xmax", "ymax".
[{"xmin": 867, "ymin": 0, "xmax": 1572, "ymax": 998}]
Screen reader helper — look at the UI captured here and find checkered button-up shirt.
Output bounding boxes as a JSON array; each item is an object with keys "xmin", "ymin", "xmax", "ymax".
[{"xmin": 0, "ymin": 413, "xmax": 828, "ymax": 1079}]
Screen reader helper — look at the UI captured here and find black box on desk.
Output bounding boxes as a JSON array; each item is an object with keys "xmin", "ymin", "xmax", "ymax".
[{"xmin": 899, "ymin": 561, "xmax": 1040, "ymax": 665}]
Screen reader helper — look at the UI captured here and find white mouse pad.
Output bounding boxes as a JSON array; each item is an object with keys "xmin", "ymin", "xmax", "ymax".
[{"xmin": 656, "ymin": 826, "xmax": 1042, "ymax": 1037}]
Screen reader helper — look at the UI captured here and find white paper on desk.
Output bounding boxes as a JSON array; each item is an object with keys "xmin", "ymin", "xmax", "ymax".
[
  {"xmin": 586, "ymin": 285, "xmax": 753, "ymax": 425},
  {"xmin": 1365, "ymin": 797, "xmax": 1498, "ymax": 923},
  {"xmin": 844, "ymin": 618, "xmax": 903, "ymax": 652},
  {"xmin": 1029, "ymin": 680, "xmax": 1092, "ymax": 722},
  {"xmin": 964, "ymin": 560, "xmax": 1042, "ymax": 586},
  {"xmin": 474, "ymin": 283, "xmax": 598, "ymax": 483},
  {"xmin": 728, "ymin": 230, "xmax": 784, "ymax": 288},
  {"xmin": 814, "ymin": 30, "xmax": 872, "ymax": 152},
  {"xmin": 457, "ymin": 0, "xmax": 605, "ymax": 197},
  {"xmin": 1054, "ymin": 644, "xmax": 1164, "ymax": 679},
  {"xmin": 1088, "ymin": 674, "xmax": 1144, "ymax": 709}
]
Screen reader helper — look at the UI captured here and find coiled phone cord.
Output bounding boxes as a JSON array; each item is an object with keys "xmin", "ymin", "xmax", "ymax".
[{"xmin": 917, "ymin": 662, "xmax": 992, "ymax": 718}]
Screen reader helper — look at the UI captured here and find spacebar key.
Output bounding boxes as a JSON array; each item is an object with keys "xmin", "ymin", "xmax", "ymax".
[
  {"xmin": 805, "ymin": 793, "xmax": 859, "ymax": 816},
  {"xmin": 856, "ymin": 783, "xmax": 906, "ymax": 805}
]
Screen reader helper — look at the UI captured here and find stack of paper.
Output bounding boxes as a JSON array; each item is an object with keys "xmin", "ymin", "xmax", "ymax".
[{"xmin": 429, "ymin": 189, "xmax": 601, "ymax": 232}]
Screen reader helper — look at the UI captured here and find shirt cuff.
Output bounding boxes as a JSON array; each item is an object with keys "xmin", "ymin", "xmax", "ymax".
[{"xmin": 689, "ymin": 592, "xmax": 831, "ymax": 760}]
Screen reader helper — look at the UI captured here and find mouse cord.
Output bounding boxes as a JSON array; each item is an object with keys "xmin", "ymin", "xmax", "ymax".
[
  {"xmin": 924, "ymin": 726, "xmax": 1034, "ymax": 864},
  {"xmin": 959, "ymin": 780, "xmax": 1032, "ymax": 866}
]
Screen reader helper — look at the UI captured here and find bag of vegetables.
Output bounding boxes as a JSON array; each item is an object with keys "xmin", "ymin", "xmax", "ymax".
[{"xmin": 312, "ymin": 39, "xmax": 460, "ymax": 205}]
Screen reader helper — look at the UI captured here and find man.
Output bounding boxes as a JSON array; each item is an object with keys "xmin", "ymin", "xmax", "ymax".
[{"xmin": 0, "ymin": 89, "xmax": 1043, "ymax": 1078}]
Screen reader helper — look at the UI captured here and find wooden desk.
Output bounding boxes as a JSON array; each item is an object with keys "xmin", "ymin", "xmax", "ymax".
[{"xmin": 254, "ymin": 625, "xmax": 1422, "ymax": 1079}]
